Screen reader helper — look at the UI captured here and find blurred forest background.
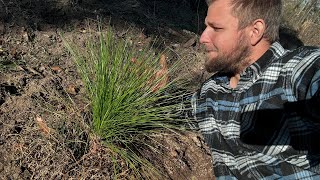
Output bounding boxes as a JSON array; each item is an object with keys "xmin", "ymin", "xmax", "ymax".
[{"xmin": 0, "ymin": 0, "xmax": 319, "ymax": 44}]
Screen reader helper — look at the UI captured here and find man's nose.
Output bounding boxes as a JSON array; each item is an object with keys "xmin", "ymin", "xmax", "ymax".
[{"xmin": 200, "ymin": 28, "xmax": 209, "ymax": 44}]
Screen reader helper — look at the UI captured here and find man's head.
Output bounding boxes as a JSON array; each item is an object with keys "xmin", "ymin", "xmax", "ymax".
[{"xmin": 201, "ymin": 0, "xmax": 282, "ymax": 74}]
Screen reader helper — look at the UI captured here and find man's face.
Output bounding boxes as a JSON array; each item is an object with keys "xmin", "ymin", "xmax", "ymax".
[{"xmin": 200, "ymin": 0, "xmax": 252, "ymax": 74}]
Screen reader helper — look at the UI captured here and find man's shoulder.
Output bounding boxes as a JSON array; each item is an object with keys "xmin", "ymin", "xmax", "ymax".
[
  {"xmin": 287, "ymin": 45, "xmax": 320, "ymax": 58},
  {"xmin": 294, "ymin": 46, "xmax": 320, "ymax": 65},
  {"xmin": 276, "ymin": 45, "xmax": 320, "ymax": 68},
  {"xmin": 268, "ymin": 42, "xmax": 319, "ymax": 66},
  {"xmin": 287, "ymin": 46, "xmax": 320, "ymax": 99}
]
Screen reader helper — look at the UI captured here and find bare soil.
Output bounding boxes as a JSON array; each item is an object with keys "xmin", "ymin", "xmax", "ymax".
[{"xmin": 0, "ymin": 0, "xmax": 215, "ymax": 179}]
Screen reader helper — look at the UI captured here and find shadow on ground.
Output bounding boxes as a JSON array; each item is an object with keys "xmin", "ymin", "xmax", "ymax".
[{"xmin": 0, "ymin": 0, "xmax": 207, "ymax": 35}]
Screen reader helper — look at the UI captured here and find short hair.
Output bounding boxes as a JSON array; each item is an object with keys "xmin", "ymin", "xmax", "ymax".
[{"xmin": 207, "ymin": 0, "xmax": 282, "ymax": 43}]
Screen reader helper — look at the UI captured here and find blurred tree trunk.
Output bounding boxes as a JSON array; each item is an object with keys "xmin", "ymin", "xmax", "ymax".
[{"xmin": 296, "ymin": 0, "xmax": 318, "ymax": 25}]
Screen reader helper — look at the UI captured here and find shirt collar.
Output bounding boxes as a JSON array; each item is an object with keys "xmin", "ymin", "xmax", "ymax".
[{"xmin": 240, "ymin": 42, "xmax": 287, "ymax": 81}]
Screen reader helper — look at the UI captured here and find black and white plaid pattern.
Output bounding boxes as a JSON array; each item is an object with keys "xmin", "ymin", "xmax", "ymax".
[{"xmin": 192, "ymin": 42, "xmax": 320, "ymax": 179}]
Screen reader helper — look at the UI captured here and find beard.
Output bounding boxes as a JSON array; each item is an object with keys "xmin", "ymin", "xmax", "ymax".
[{"xmin": 204, "ymin": 33, "xmax": 252, "ymax": 75}]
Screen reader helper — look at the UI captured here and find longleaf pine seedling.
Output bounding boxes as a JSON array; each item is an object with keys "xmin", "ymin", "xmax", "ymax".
[{"xmin": 63, "ymin": 26, "xmax": 190, "ymax": 178}]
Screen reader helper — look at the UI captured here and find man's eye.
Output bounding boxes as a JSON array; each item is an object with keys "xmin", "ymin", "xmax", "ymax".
[{"xmin": 213, "ymin": 27, "xmax": 222, "ymax": 31}]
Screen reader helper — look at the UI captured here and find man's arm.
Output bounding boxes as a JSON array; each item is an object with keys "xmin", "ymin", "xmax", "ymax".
[{"xmin": 287, "ymin": 47, "xmax": 320, "ymax": 121}]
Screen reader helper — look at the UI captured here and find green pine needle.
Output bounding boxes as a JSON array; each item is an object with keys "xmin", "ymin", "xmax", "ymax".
[{"xmin": 63, "ymin": 26, "xmax": 191, "ymax": 178}]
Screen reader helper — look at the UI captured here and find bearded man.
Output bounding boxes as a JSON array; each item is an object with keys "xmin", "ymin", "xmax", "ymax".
[{"xmin": 193, "ymin": 0, "xmax": 320, "ymax": 179}]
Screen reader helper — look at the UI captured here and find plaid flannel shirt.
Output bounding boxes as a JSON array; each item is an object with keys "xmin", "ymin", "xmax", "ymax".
[{"xmin": 192, "ymin": 42, "xmax": 320, "ymax": 179}]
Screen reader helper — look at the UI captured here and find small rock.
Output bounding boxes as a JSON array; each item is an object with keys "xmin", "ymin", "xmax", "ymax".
[
  {"xmin": 75, "ymin": 79, "xmax": 83, "ymax": 86},
  {"xmin": 80, "ymin": 28, "xmax": 87, "ymax": 33},
  {"xmin": 22, "ymin": 31, "xmax": 29, "ymax": 42},
  {"xmin": 38, "ymin": 66, "xmax": 46, "ymax": 73},
  {"xmin": 171, "ymin": 43, "xmax": 180, "ymax": 49},
  {"xmin": 21, "ymin": 168, "xmax": 32, "ymax": 179},
  {"xmin": 167, "ymin": 28, "xmax": 183, "ymax": 37},
  {"xmin": 21, "ymin": 27, "xmax": 35, "ymax": 42},
  {"xmin": 117, "ymin": 30, "xmax": 128, "ymax": 37},
  {"xmin": 169, "ymin": 149, "xmax": 178, "ymax": 157},
  {"xmin": 190, "ymin": 134, "xmax": 202, "ymax": 147},
  {"xmin": 183, "ymin": 36, "xmax": 197, "ymax": 48}
]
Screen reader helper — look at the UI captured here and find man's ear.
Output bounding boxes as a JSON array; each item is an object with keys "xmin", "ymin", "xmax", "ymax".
[{"xmin": 249, "ymin": 19, "xmax": 266, "ymax": 46}]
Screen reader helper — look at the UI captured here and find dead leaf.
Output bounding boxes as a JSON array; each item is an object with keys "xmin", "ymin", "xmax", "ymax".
[
  {"xmin": 12, "ymin": 143, "xmax": 25, "ymax": 153},
  {"xmin": 130, "ymin": 57, "xmax": 137, "ymax": 63},
  {"xmin": 10, "ymin": 47, "xmax": 17, "ymax": 57},
  {"xmin": 51, "ymin": 66, "xmax": 62, "ymax": 72},
  {"xmin": 35, "ymin": 116, "xmax": 50, "ymax": 135},
  {"xmin": 90, "ymin": 137, "xmax": 100, "ymax": 154},
  {"xmin": 66, "ymin": 84, "xmax": 78, "ymax": 95},
  {"xmin": 152, "ymin": 54, "xmax": 168, "ymax": 92},
  {"xmin": 159, "ymin": 54, "xmax": 168, "ymax": 69},
  {"xmin": 80, "ymin": 28, "xmax": 87, "ymax": 33}
]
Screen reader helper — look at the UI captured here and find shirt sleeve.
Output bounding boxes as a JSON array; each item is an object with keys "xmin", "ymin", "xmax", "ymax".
[
  {"xmin": 282, "ymin": 49, "xmax": 320, "ymax": 154},
  {"xmin": 288, "ymin": 48, "xmax": 320, "ymax": 121},
  {"xmin": 299, "ymin": 52, "xmax": 320, "ymax": 121}
]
